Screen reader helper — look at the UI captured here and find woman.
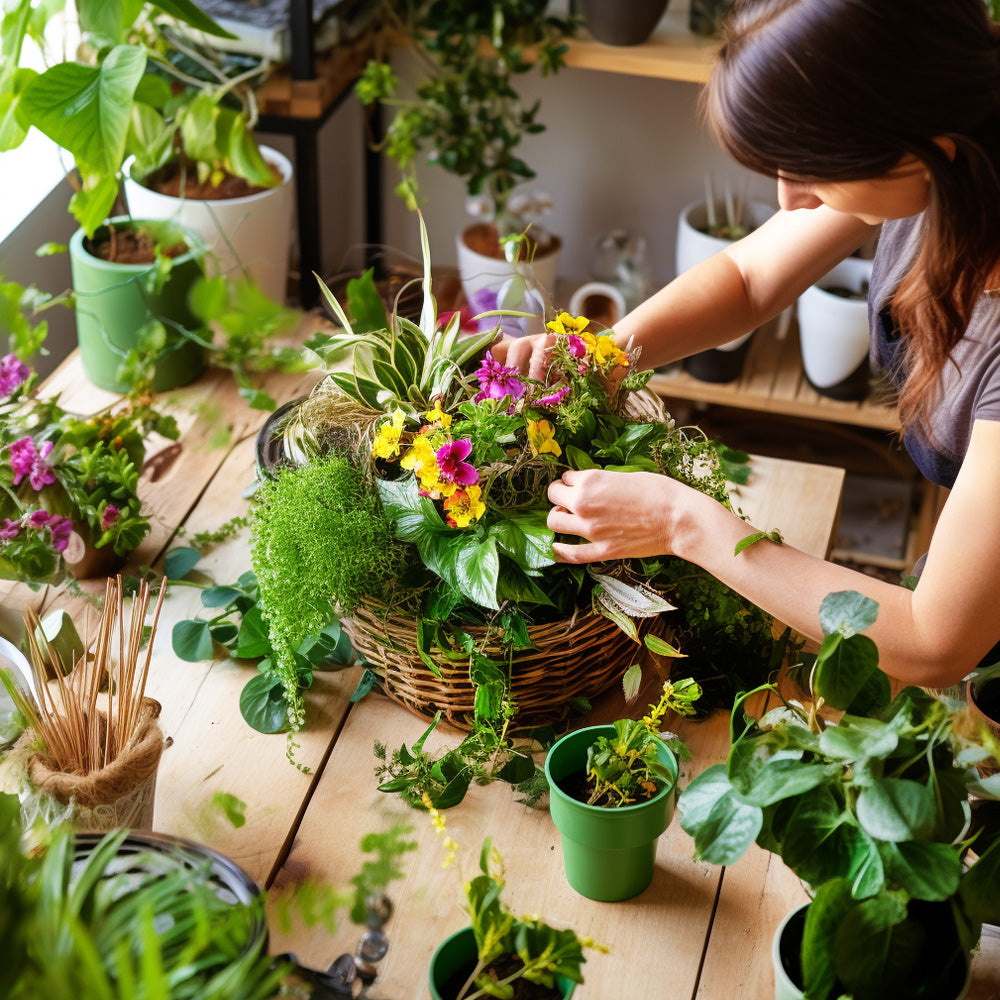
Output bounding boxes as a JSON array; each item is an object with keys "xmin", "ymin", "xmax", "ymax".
[{"xmin": 496, "ymin": 0, "xmax": 1000, "ymax": 688}]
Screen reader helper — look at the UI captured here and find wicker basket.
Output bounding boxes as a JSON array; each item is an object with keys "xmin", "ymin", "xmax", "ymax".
[{"xmin": 343, "ymin": 599, "xmax": 661, "ymax": 730}]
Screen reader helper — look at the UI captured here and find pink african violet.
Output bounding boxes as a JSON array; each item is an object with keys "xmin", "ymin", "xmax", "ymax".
[
  {"xmin": 9, "ymin": 437, "xmax": 56, "ymax": 491},
  {"xmin": 27, "ymin": 509, "xmax": 55, "ymax": 528},
  {"xmin": 474, "ymin": 350, "xmax": 526, "ymax": 404},
  {"xmin": 0, "ymin": 354, "xmax": 30, "ymax": 397},
  {"xmin": 435, "ymin": 438, "xmax": 479, "ymax": 486}
]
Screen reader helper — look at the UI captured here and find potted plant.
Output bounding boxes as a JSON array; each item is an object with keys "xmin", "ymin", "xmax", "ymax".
[
  {"xmin": 545, "ymin": 677, "xmax": 699, "ymax": 901},
  {"xmin": 357, "ymin": 1, "xmax": 577, "ymax": 328},
  {"xmin": 677, "ymin": 590, "xmax": 1000, "ymax": 1000},
  {"xmin": 425, "ymin": 799, "xmax": 599, "ymax": 999},
  {"xmin": 675, "ymin": 177, "xmax": 778, "ymax": 382},
  {"xmin": 3, "ymin": 0, "xmax": 293, "ymax": 300},
  {"xmin": 0, "ymin": 348, "xmax": 176, "ymax": 585},
  {"xmin": 796, "ymin": 255, "xmax": 875, "ymax": 401},
  {"xmin": 579, "ymin": 0, "xmax": 669, "ymax": 47}
]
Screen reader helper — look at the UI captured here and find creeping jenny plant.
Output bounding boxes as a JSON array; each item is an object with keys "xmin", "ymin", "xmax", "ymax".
[{"xmin": 678, "ymin": 590, "xmax": 1000, "ymax": 1000}]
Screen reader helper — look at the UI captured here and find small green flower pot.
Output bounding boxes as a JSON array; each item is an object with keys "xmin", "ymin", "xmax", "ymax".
[
  {"xmin": 545, "ymin": 724, "xmax": 678, "ymax": 902},
  {"xmin": 69, "ymin": 217, "xmax": 206, "ymax": 393},
  {"xmin": 429, "ymin": 927, "xmax": 576, "ymax": 1000}
]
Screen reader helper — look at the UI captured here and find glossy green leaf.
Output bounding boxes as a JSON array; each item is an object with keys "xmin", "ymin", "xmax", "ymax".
[
  {"xmin": 163, "ymin": 546, "xmax": 201, "ymax": 579},
  {"xmin": 818, "ymin": 590, "xmax": 879, "ymax": 639},
  {"xmin": 879, "ymin": 840, "xmax": 961, "ymax": 901},
  {"xmin": 812, "ymin": 631, "xmax": 879, "ymax": 710},
  {"xmin": 855, "ymin": 777, "xmax": 937, "ymax": 842},
  {"xmin": 802, "ymin": 878, "xmax": 855, "ymax": 1000},
  {"xmin": 171, "ymin": 619, "xmax": 214, "ymax": 662},
  {"xmin": 239, "ymin": 672, "xmax": 288, "ymax": 733}
]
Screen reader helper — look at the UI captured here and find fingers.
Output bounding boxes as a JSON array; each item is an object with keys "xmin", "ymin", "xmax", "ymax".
[
  {"xmin": 527, "ymin": 337, "xmax": 555, "ymax": 383},
  {"xmin": 552, "ymin": 540, "xmax": 609, "ymax": 564}
]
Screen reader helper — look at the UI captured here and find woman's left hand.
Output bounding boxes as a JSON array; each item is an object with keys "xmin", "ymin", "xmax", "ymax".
[{"xmin": 546, "ymin": 468, "xmax": 701, "ymax": 563}]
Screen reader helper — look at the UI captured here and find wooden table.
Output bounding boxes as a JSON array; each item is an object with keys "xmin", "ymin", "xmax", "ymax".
[{"xmin": 5, "ymin": 347, "xmax": 996, "ymax": 999}]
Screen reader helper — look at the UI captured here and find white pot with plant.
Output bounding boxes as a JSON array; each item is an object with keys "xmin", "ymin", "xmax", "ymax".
[
  {"xmin": 796, "ymin": 255, "xmax": 874, "ymax": 401},
  {"xmin": 356, "ymin": 0, "xmax": 576, "ymax": 334},
  {"xmin": 675, "ymin": 179, "xmax": 780, "ymax": 381}
]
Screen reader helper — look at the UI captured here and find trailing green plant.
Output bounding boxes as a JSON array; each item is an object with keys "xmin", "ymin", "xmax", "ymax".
[
  {"xmin": 1, "ymin": 0, "xmax": 276, "ymax": 237},
  {"xmin": 358, "ymin": 0, "xmax": 577, "ymax": 237},
  {"xmin": 426, "ymin": 800, "xmax": 601, "ymax": 1000},
  {"xmin": 677, "ymin": 589, "xmax": 1000, "ymax": 1000},
  {"xmin": 583, "ymin": 678, "xmax": 700, "ymax": 808},
  {"xmin": 165, "ymin": 553, "xmax": 366, "ymax": 750}
]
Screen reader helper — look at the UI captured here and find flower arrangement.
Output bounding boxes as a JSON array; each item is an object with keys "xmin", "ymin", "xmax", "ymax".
[
  {"xmin": 246, "ymin": 215, "xmax": 780, "ymax": 781},
  {"xmin": 0, "ymin": 354, "xmax": 175, "ymax": 585}
]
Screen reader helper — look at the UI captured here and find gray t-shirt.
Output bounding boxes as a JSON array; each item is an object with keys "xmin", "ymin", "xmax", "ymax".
[{"xmin": 868, "ymin": 213, "xmax": 1000, "ymax": 489}]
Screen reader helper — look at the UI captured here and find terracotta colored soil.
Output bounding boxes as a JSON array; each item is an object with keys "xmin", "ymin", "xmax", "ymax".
[
  {"xmin": 463, "ymin": 222, "xmax": 560, "ymax": 262},
  {"xmin": 142, "ymin": 159, "xmax": 280, "ymax": 200},
  {"xmin": 84, "ymin": 227, "xmax": 187, "ymax": 265}
]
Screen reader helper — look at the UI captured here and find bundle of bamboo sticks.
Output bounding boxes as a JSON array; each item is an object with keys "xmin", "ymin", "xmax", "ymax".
[{"xmin": 13, "ymin": 576, "xmax": 165, "ymax": 775}]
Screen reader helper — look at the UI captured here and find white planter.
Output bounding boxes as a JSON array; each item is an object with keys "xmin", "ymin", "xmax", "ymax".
[
  {"xmin": 676, "ymin": 198, "xmax": 778, "ymax": 353},
  {"xmin": 123, "ymin": 146, "xmax": 294, "ymax": 303},
  {"xmin": 797, "ymin": 256, "xmax": 874, "ymax": 399},
  {"xmin": 456, "ymin": 223, "xmax": 561, "ymax": 337}
]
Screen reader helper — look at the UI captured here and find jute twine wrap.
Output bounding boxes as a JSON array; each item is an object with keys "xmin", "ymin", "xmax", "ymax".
[
  {"xmin": 343, "ymin": 600, "xmax": 659, "ymax": 730},
  {"xmin": 25, "ymin": 697, "xmax": 164, "ymax": 831}
]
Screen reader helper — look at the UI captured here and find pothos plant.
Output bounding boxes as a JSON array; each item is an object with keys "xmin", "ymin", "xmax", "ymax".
[
  {"xmin": 677, "ymin": 590, "xmax": 1000, "ymax": 1000},
  {"xmin": 426, "ymin": 797, "xmax": 601, "ymax": 1000}
]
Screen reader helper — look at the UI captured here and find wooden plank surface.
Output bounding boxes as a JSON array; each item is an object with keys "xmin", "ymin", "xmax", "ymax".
[{"xmin": 266, "ymin": 451, "xmax": 845, "ymax": 997}]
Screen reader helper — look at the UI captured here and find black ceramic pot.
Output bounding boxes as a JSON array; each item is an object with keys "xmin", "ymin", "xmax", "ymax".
[
  {"xmin": 581, "ymin": 0, "xmax": 669, "ymax": 46},
  {"xmin": 682, "ymin": 335, "xmax": 753, "ymax": 384}
]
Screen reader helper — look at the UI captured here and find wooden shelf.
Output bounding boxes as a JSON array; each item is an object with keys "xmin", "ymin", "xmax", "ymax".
[
  {"xmin": 563, "ymin": 9, "xmax": 719, "ymax": 83},
  {"xmin": 648, "ymin": 319, "xmax": 900, "ymax": 432}
]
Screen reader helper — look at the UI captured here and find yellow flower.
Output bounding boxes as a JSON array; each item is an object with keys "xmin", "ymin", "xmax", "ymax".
[
  {"xmin": 592, "ymin": 334, "xmax": 620, "ymax": 367},
  {"xmin": 400, "ymin": 434, "xmax": 455, "ymax": 496},
  {"xmin": 546, "ymin": 311, "xmax": 590, "ymax": 337},
  {"xmin": 423, "ymin": 401, "xmax": 452, "ymax": 428},
  {"xmin": 443, "ymin": 484, "xmax": 486, "ymax": 527},
  {"xmin": 372, "ymin": 408, "xmax": 406, "ymax": 460},
  {"xmin": 422, "ymin": 792, "xmax": 458, "ymax": 869},
  {"xmin": 526, "ymin": 418, "xmax": 562, "ymax": 457}
]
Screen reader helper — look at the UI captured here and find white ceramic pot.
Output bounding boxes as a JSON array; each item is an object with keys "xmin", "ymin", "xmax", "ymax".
[
  {"xmin": 456, "ymin": 223, "xmax": 561, "ymax": 337},
  {"xmin": 123, "ymin": 146, "xmax": 294, "ymax": 303},
  {"xmin": 675, "ymin": 197, "xmax": 777, "ymax": 353},
  {"xmin": 797, "ymin": 256, "xmax": 874, "ymax": 400}
]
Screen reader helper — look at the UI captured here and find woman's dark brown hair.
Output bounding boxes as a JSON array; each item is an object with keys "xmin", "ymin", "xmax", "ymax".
[{"xmin": 705, "ymin": 0, "xmax": 1000, "ymax": 431}]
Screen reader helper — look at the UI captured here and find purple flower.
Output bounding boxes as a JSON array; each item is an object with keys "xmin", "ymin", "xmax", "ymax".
[
  {"xmin": 0, "ymin": 354, "xmax": 30, "ymax": 397},
  {"xmin": 536, "ymin": 385, "xmax": 571, "ymax": 408},
  {"xmin": 567, "ymin": 335, "xmax": 587, "ymax": 359},
  {"xmin": 435, "ymin": 438, "xmax": 479, "ymax": 486},
  {"xmin": 27, "ymin": 509, "xmax": 55, "ymax": 529},
  {"xmin": 0, "ymin": 517, "xmax": 20, "ymax": 539},
  {"xmin": 49, "ymin": 516, "xmax": 72, "ymax": 552},
  {"xmin": 9, "ymin": 437, "xmax": 55, "ymax": 491},
  {"xmin": 474, "ymin": 350, "xmax": 526, "ymax": 405},
  {"xmin": 100, "ymin": 504, "xmax": 120, "ymax": 530}
]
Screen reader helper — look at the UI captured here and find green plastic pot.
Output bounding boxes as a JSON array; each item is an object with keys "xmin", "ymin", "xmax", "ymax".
[
  {"xmin": 429, "ymin": 927, "xmax": 576, "ymax": 1000},
  {"xmin": 69, "ymin": 217, "xmax": 206, "ymax": 393},
  {"xmin": 545, "ymin": 724, "xmax": 678, "ymax": 902}
]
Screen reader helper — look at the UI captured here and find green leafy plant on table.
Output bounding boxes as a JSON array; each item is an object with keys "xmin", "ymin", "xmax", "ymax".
[
  {"xmin": 425, "ymin": 797, "xmax": 601, "ymax": 999},
  {"xmin": 0, "ymin": 347, "xmax": 177, "ymax": 586},
  {"xmin": 358, "ymin": 0, "xmax": 577, "ymax": 240},
  {"xmin": 244, "ymin": 213, "xmax": 782, "ymax": 796},
  {"xmin": 1, "ymin": 0, "xmax": 277, "ymax": 237},
  {"xmin": 583, "ymin": 676, "xmax": 700, "ymax": 807},
  {"xmin": 677, "ymin": 589, "xmax": 1000, "ymax": 1000}
]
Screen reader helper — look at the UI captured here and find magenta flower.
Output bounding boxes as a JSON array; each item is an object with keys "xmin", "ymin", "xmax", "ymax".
[
  {"xmin": 10, "ymin": 437, "xmax": 56, "ymax": 491},
  {"xmin": 536, "ymin": 385, "xmax": 571, "ymax": 408},
  {"xmin": 49, "ymin": 516, "xmax": 72, "ymax": 552},
  {"xmin": 27, "ymin": 509, "xmax": 55, "ymax": 529},
  {"xmin": 0, "ymin": 517, "xmax": 20, "ymax": 539},
  {"xmin": 474, "ymin": 351, "xmax": 526, "ymax": 404},
  {"xmin": 0, "ymin": 354, "xmax": 30, "ymax": 397},
  {"xmin": 435, "ymin": 438, "xmax": 479, "ymax": 486},
  {"xmin": 566, "ymin": 335, "xmax": 587, "ymax": 359},
  {"xmin": 100, "ymin": 504, "xmax": 120, "ymax": 530}
]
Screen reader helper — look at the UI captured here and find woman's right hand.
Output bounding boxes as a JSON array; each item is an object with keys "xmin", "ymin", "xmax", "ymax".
[{"xmin": 490, "ymin": 333, "xmax": 556, "ymax": 381}]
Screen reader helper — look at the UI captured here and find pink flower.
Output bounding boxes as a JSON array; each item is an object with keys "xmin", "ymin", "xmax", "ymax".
[
  {"xmin": 567, "ymin": 335, "xmax": 587, "ymax": 359},
  {"xmin": 100, "ymin": 504, "xmax": 119, "ymax": 530},
  {"xmin": 0, "ymin": 354, "xmax": 30, "ymax": 397},
  {"xmin": 435, "ymin": 438, "xmax": 479, "ymax": 486},
  {"xmin": 49, "ymin": 516, "xmax": 72, "ymax": 552},
  {"xmin": 474, "ymin": 351, "xmax": 526, "ymax": 405},
  {"xmin": 536, "ymin": 385, "xmax": 571, "ymax": 408},
  {"xmin": 9, "ymin": 437, "xmax": 56, "ymax": 491},
  {"xmin": 27, "ymin": 509, "xmax": 55, "ymax": 529},
  {"xmin": 0, "ymin": 517, "xmax": 20, "ymax": 539}
]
